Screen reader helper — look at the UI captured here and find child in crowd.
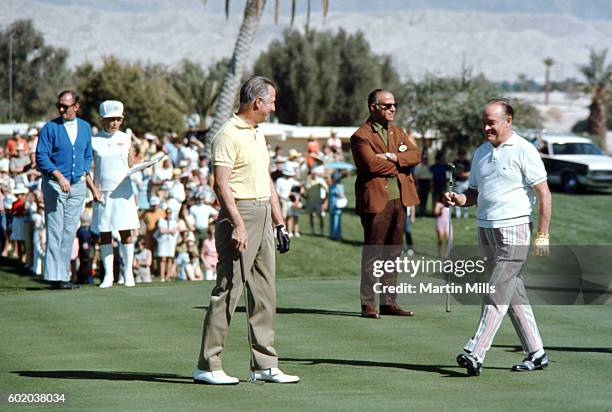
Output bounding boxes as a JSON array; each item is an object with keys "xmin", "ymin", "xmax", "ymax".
[
  {"xmin": 134, "ymin": 237, "xmax": 152, "ymax": 283},
  {"xmin": 76, "ymin": 214, "xmax": 96, "ymax": 284},
  {"xmin": 433, "ymin": 193, "xmax": 451, "ymax": 257},
  {"xmin": 155, "ymin": 206, "xmax": 179, "ymax": 282},
  {"xmin": 287, "ymin": 184, "xmax": 303, "ymax": 237},
  {"xmin": 304, "ymin": 172, "xmax": 328, "ymax": 236},
  {"xmin": 328, "ymin": 171, "xmax": 346, "ymax": 241},
  {"xmin": 202, "ymin": 224, "xmax": 217, "ymax": 281},
  {"xmin": 30, "ymin": 199, "xmax": 45, "ymax": 275},
  {"xmin": 10, "ymin": 184, "xmax": 28, "ymax": 264},
  {"xmin": 185, "ymin": 248, "xmax": 204, "ymax": 281},
  {"xmin": 176, "ymin": 231, "xmax": 197, "ymax": 281}
]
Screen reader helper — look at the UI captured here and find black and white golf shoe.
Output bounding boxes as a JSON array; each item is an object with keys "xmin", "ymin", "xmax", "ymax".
[
  {"xmin": 511, "ymin": 352, "xmax": 549, "ymax": 372},
  {"xmin": 456, "ymin": 353, "xmax": 482, "ymax": 376}
]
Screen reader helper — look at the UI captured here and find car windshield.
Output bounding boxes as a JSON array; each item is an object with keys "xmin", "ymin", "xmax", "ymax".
[{"xmin": 552, "ymin": 143, "xmax": 603, "ymax": 155}]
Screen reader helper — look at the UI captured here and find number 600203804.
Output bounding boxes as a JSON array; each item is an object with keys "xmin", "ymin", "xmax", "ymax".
[{"xmin": 7, "ymin": 393, "xmax": 66, "ymax": 403}]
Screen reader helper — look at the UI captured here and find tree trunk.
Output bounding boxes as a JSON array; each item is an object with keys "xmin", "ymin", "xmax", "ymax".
[
  {"xmin": 544, "ymin": 66, "xmax": 550, "ymax": 105},
  {"xmin": 204, "ymin": 0, "xmax": 265, "ymax": 157},
  {"xmin": 587, "ymin": 96, "xmax": 607, "ymax": 147}
]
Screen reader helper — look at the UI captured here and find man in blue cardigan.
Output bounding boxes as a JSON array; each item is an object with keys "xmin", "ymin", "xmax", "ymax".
[{"xmin": 36, "ymin": 90, "xmax": 93, "ymax": 290}]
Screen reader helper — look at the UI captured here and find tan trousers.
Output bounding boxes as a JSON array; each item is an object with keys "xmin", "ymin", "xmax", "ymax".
[{"xmin": 197, "ymin": 199, "xmax": 278, "ymax": 371}]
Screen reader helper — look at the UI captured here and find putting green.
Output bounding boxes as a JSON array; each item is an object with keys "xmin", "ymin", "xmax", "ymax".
[{"xmin": 1, "ymin": 280, "xmax": 611, "ymax": 411}]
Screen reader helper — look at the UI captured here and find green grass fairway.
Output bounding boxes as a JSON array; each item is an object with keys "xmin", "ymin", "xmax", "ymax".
[
  {"xmin": 1, "ymin": 190, "xmax": 611, "ymax": 411},
  {"xmin": 1, "ymin": 282, "xmax": 611, "ymax": 411}
]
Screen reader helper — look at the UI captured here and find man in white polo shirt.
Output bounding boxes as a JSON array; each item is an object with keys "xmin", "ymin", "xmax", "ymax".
[{"xmin": 444, "ymin": 98, "xmax": 552, "ymax": 376}]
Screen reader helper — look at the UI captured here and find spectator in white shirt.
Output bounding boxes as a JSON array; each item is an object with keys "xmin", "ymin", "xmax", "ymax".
[{"xmin": 189, "ymin": 194, "xmax": 219, "ymax": 254}]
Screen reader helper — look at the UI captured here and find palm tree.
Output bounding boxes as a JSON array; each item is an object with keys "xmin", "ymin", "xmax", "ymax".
[
  {"xmin": 203, "ymin": 0, "xmax": 330, "ymax": 156},
  {"xmin": 579, "ymin": 48, "xmax": 612, "ymax": 145},
  {"xmin": 543, "ymin": 58, "xmax": 554, "ymax": 105}
]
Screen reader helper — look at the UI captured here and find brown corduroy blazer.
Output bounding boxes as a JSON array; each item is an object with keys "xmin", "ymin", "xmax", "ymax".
[{"xmin": 350, "ymin": 120, "xmax": 421, "ymax": 214}]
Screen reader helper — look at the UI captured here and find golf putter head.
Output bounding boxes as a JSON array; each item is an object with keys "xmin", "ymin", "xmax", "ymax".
[{"xmin": 247, "ymin": 375, "xmax": 265, "ymax": 385}]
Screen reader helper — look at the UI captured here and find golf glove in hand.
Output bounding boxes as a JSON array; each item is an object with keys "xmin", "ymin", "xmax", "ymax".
[
  {"xmin": 276, "ymin": 224, "xmax": 290, "ymax": 254},
  {"xmin": 533, "ymin": 232, "xmax": 549, "ymax": 257}
]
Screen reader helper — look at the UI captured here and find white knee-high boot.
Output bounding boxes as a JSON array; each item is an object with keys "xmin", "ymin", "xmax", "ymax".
[
  {"xmin": 121, "ymin": 243, "xmax": 135, "ymax": 287},
  {"xmin": 99, "ymin": 243, "xmax": 114, "ymax": 288}
]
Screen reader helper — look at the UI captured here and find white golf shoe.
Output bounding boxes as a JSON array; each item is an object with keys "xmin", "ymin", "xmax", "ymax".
[
  {"xmin": 193, "ymin": 368, "xmax": 239, "ymax": 385},
  {"xmin": 99, "ymin": 276, "xmax": 113, "ymax": 289},
  {"xmin": 250, "ymin": 368, "xmax": 300, "ymax": 383}
]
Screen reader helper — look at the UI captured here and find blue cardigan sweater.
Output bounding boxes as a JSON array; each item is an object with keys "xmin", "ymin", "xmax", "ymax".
[{"xmin": 36, "ymin": 117, "xmax": 93, "ymax": 184}]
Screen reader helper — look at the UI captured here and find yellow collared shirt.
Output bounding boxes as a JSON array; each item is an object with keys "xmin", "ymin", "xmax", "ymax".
[{"xmin": 211, "ymin": 114, "xmax": 271, "ymax": 199}]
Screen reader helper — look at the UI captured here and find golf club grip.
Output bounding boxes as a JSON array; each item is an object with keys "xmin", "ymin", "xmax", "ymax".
[{"xmin": 239, "ymin": 253, "xmax": 246, "ymax": 283}]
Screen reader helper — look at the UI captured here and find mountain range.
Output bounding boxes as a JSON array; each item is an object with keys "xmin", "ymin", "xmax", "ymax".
[{"xmin": 3, "ymin": 0, "xmax": 612, "ymax": 82}]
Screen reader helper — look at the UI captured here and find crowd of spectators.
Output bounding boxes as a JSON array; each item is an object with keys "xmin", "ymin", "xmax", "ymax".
[
  {"xmin": 1, "ymin": 123, "xmax": 470, "ymax": 284},
  {"xmin": 272, "ymin": 131, "xmax": 347, "ymax": 239},
  {"xmin": 0, "ymin": 126, "xmax": 350, "ymax": 286}
]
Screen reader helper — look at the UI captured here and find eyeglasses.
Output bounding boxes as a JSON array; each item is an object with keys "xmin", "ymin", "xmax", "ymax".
[
  {"xmin": 55, "ymin": 102, "xmax": 76, "ymax": 111},
  {"xmin": 375, "ymin": 103, "xmax": 398, "ymax": 110}
]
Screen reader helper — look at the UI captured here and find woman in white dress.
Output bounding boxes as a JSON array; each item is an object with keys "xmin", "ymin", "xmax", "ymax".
[
  {"xmin": 155, "ymin": 206, "xmax": 179, "ymax": 282},
  {"xmin": 86, "ymin": 100, "xmax": 140, "ymax": 288}
]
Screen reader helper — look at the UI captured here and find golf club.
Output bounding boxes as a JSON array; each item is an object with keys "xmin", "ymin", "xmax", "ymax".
[
  {"xmin": 446, "ymin": 163, "xmax": 456, "ymax": 313},
  {"xmin": 239, "ymin": 252, "xmax": 265, "ymax": 385}
]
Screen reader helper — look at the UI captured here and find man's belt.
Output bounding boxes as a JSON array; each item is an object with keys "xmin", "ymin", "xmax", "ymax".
[{"xmin": 236, "ymin": 196, "xmax": 270, "ymax": 201}]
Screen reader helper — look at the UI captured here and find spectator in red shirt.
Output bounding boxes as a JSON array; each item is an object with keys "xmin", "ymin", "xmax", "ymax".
[
  {"xmin": 306, "ymin": 136, "xmax": 321, "ymax": 171},
  {"xmin": 10, "ymin": 183, "xmax": 28, "ymax": 264},
  {"xmin": 5, "ymin": 130, "xmax": 29, "ymax": 157}
]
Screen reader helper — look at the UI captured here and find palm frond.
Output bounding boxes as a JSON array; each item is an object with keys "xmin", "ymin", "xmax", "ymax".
[
  {"xmin": 256, "ymin": 0, "xmax": 266, "ymax": 16},
  {"xmin": 290, "ymin": 0, "xmax": 296, "ymax": 27},
  {"xmin": 306, "ymin": 0, "xmax": 311, "ymax": 33},
  {"xmin": 322, "ymin": 0, "xmax": 329, "ymax": 18},
  {"xmin": 274, "ymin": 0, "xmax": 280, "ymax": 24}
]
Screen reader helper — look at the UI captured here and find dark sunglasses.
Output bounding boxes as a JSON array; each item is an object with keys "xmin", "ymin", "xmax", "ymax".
[
  {"xmin": 55, "ymin": 102, "xmax": 76, "ymax": 111},
  {"xmin": 375, "ymin": 102, "xmax": 398, "ymax": 110}
]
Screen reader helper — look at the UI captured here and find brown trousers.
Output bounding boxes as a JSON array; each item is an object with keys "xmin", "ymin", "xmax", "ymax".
[
  {"xmin": 360, "ymin": 198, "xmax": 406, "ymax": 306},
  {"xmin": 197, "ymin": 199, "xmax": 278, "ymax": 371}
]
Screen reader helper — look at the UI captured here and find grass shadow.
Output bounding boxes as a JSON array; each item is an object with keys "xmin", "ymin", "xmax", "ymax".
[
  {"xmin": 299, "ymin": 231, "xmax": 363, "ymax": 246},
  {"xmin": 13, "ymin": 370, "xmax": 193, "ymax": 385},
  {"xmin": 279, "ymin": 357, "xmax": 507, "ymax": 378},
  {"xmin": 192, "ymin": 306, "xmax": 361, "ymax": 317},
  {"xmin": 493, "ymin": 344, "xmax": 612, "ymax": 354}
]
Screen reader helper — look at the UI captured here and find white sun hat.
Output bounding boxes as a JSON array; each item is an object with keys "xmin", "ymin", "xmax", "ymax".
[{"xmin": 99, "ymin": 100, "xmax": 124, "ymax": 118}]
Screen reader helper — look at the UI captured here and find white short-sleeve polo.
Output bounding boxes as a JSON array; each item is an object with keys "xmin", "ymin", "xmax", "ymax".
[{"xmin": 468, "ymin": 132, "xmax": 547, "ymax": 228}]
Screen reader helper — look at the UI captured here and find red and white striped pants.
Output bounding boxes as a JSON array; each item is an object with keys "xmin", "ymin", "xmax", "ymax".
[{"xmin": 464, "ymin": 223, "xmax": 544, "ymax": 362}]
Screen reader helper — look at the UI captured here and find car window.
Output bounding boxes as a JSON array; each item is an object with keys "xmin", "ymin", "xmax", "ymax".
[{"xmin": 551, "ymin": 143, "xmax": 603, "ymax": 155}]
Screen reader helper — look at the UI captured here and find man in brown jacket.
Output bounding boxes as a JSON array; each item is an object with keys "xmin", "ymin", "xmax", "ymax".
[{"xmin": 351, "ymin": 89, "xmax": 421, "ymax": 319}]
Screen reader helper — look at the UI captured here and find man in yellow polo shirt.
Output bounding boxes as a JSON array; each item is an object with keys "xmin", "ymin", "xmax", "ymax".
[{"xmin": 193, "ymin": 76, "xmax": 299, "ymax": 385}]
